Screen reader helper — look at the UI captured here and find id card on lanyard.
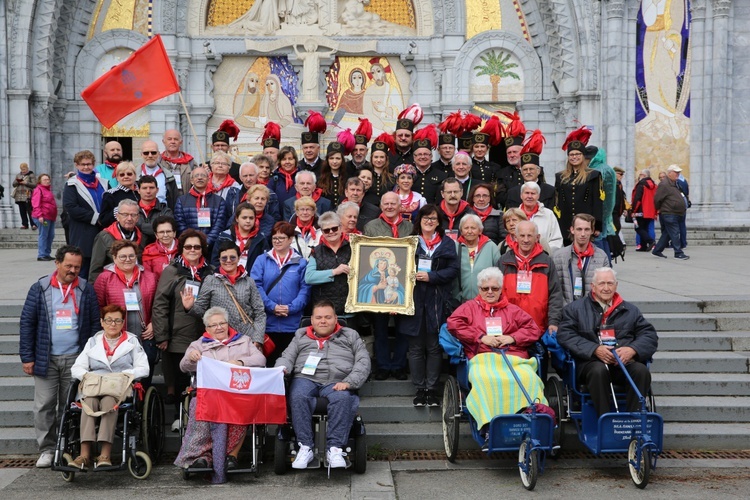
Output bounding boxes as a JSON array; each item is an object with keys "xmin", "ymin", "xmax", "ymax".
[
  {"xmin": 418, "ymin": 257, "xmax": 432, "ymax": 273},
  {"xmin": 184, "ymin": 280, "xmax": 200, "ymax": 298},
  {"xmin": 485, "ymin": 317, "xmax": 503, "ymax": 336},
  {"xmin": 55, "ymin": 309, "xmax": 73, "ymax": 330},
  {"xmin": 516, "ymin": 270, "xmax": 532, "ymax": 294},
  {"xmin": 301, "ymin": 353, "xmax": 323, "ymax": 375},
  {"xmin": 197, "ymin": 208, "xmax": 211, "ymax": 227},
  {"xmin": 124, "ymin": 291, "xmax": 140, "ymax": 311}
]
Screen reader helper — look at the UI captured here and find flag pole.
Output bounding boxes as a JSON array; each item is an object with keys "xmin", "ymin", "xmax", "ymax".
[{"xmin": 177, "ymin": 91, "xmax": 207, "ymax": 166}]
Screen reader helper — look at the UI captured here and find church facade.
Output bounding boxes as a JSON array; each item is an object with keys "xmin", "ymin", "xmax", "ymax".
[{"xmin": 0, "ymin": 0, "xmax": 746, "ymax": 227}]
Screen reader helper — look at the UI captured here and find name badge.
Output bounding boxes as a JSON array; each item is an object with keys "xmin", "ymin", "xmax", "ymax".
[
  {"xmin": 55, "ymin": 309, "xmax": 73, "ymax": 330},
  {"xmin": 239, "ymin": 254, "xmax": 248, "ymax": 269},
  {"xmin": 124, "ymin": 291, "xmax": 140, "ymax": 311},
  {"xmin": 485, "ymin": 317, "xmax": 503, "ymax": 336},
  {"xmin": 600, "ymin": 328, "xmax": 617, "ymax": 346},
  {"xmin": 573, "ymin": 277, "xmax": 583, "ymax": 298},
  {"xmin": 197, "ymin": 208, "xmax": 211, "ymax": 228},
  {"xmin": 173, "ymin": 172, "xmax": 182, "ymax": 188},
  {"xmin": 184, "ymin": 280, "xmax": 200, "ymax": 298},
  {"xmin": 418, "ymin": 258, "xmax": 432, "ymax": 273},
  {"xmin": 445, "ymin": 229, "xmax": 459, "ymax": 241},
  {"xmin": 301, "ymin": 353, "xmax": 323, "ymax": 375},
  {"xmin": 516, "ymin": 270, "xmax": 532, "ymax": 294}
]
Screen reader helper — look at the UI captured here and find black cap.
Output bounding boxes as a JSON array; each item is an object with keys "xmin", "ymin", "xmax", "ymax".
[
  {"xmin": 301, "ymin": 132, "xmax": 319, "ymax": 145},
  {"xmin": 521, "ymin": 152, "xmax": 540, "ymax": 166},
  {"xmin": 414, "ymin": 139, "xmax": 432, "ymax": 152},
  {"xmin": 396, "ymin": 118, "xmax": 414, "ymax": 132},
  {"xmin": 459, "ymin": 132, "xmax": 473, "ymax": 151},
  {"xmin": 327, "ymin": 141, "xmax": 344, "ymax": 156},
  {"xmin": 212, "ymin": 130, "xmax": 230, "ymax": 145},
  {"xmin": 354, "ymin": 135, "xmax": 368, "ymax": 146},
  {"xmin": 504, "ymin": 135, "xmax": 524, "ymax": 147},
  {"xmin": 472, "ymin": 133, "xmax": 489, "ymax": 146},
  {"xmin": 372, "ymin": 141, "xmax": 388, "ymax": 154},
  {"xmin": 439, "ymin": 133, "xmax": 455, "ymax": 146},
  {"xmin": 263, "ymin": 137, "xmax": 280, "ymax": 149}
]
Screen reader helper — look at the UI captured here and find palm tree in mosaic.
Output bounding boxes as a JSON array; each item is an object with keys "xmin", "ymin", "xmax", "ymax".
[{"xmin": 474, "ymin": 51, "xmax": 520, "ymax": 101}]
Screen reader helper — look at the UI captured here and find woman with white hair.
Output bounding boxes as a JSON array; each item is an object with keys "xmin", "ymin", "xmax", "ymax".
[
  {"xmin": 447, "ymin": 267, "xmax": 547, "ymax": 447},
  {"xmin": 455, "ymin": 214, "xmax": 501, "ymax": 302},
  {"xmin": 519, "ymin": 181, "xmax": 563, "ymax": 254}
]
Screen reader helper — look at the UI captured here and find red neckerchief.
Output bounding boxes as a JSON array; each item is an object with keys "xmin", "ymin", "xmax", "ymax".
[
  {"xmin": 297, "ymin": 187, "xmax": 322, "ymax": 202},
  {"xmin": 220, "ymin": 265, "xmax": 245, "ymax": 285},
  {"xmin": 507, "ymin": 240, "xmax": 544, "ymax": 271},
  {"xmin": 76, "ymin": 172, "xmax": 100, "ymax": 190},
  {"xmin": 475, "ymin": 294, "xmax": 509, "ymax": 315},
  {"xmin": 296, "ymin": 218, "xmax": 317, "ymax": 240},
  {"xmin": 202, "ymin": 327, "xmax": 241, "ymax": 345},
  {"xmin": 379, "ymin": 213, "xmax": 403, "ymax": 238},
  {"xmin": 114, "ymin": 265, "xmax": 140, "ymax": 289},
  {"xmin": 235, "ymin": 224, "xmax": 259, "ymax": 255},
  {"xmin": 520, "ymin": 203, "xmax": 540, "ymax": 220},
  {"xmin": 305, "ymin": 323, "xmax": 342, "ymax": 350},
  {"xmin": 156, "ymin": 240, "xmax": 178, "ymax": 260},
  {"xmin": 161, "ymin": 151, "xmax": 194, "ymax": 165},
  {"xmin": 473, "ymin": 204, "xmax": 492, "ymax": 222},
  {"xmin": 257, "ymin": 177, "xmax": 269, "ymax": 185},
  {"xmin": 399, "ymin": 191, "xmax": 414, "ymax": 209},
  {"xmin": 574, "ymin": 243, "xmax": 595, "ymax": 270},
  {"xmin": 104, "ymin": 222, "xmax": 143, "ymax": 247},
  {"xmin": 209, "ymin": 174, "xmax": 235, "ymax": 193},
  {"xmin": 141, "ymin": 164, "xmax": 163, "ymax": 178},
  {"xmin": 458, "ymin": 234, "xmax": 490, "ymax": 260},
  {"xmin": 342, "ymin": 229, "xmax": 361, "ymax": 241},
  {"xmin": 104, "ymin": 160, "xmax": 119, "ymax": 170},
  {"xmin": 270, "ymin": 249, "xmax": 292, "ymax": 268},
  {"xmin": 440, "ymin": 200, "xmax": 470, "ymax": 230},
  {"xmin": 592, "ymin": 291, "xmax": 624, "ymax": 326},
  {"xmin": 50, "ymin": 273, "xmax": 80, "ymax": 315},
  {"xmin": 422, "ymin": 232, "xmax": 442, "ymax": 251},
  {"xmin": 183, "ymin": 256, "xmax": 206, "ymax": 282},
  {"xmin": 190, "ymin": 187, "xmax": 208, "ymax": 208},
  {"xmin": 102, "ymin": 333, "xmax": 127, "ymax": 358},
  {"xmin": 317, "ymin": 234, "xmax": 345, "ymax": 252},
  {"xmin": 138, "ymin": 199, "xmax": 156, "ymax": 217},
  {"xmin": 279, "ymin": 167, "xmax": 297, "ymax": 191}
]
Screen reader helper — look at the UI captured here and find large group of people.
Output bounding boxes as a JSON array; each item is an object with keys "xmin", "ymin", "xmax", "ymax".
[{"xmin": 19, "ymin": 110, "xmax": 661, "ymax": 477}]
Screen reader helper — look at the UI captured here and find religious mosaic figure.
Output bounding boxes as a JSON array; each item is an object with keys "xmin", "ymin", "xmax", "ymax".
[
  {"xmin": 233, "ymin": 72, "xmax": 263, "ymax": 128},
  {"xmin": 362, "ymin": 59, "xmax": 403, "ymax": 130},
  {"xmin": 230, "ymin": 0, "xmax": 281, "ymax": 35},
  {"xmin": 337, "ymin": 68, "xmax": 367, "ymax": 114},
  {"xmin": 259, "ymin": 74, "xmax": 295, "ymax": 127}
]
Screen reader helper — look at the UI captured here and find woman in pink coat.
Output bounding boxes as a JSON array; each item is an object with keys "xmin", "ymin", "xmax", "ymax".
[{"xmin": 31, "ymin": 173, "xmax": 58, "ymax": 261}]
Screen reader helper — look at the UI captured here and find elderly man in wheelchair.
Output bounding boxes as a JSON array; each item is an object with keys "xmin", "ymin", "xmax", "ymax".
[{"xmin": 275, "ymin": 300, "xmax": 370, "ymax": 470}]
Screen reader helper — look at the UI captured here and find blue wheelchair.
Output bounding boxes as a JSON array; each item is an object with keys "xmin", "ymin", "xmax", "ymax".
[
  {"xmin": 439, "ymin": 325, "xmax": 556, "ymax": 491},
  {"xmin": 546, "ymin": 340, "xmax": 663, "ymax": 489}
]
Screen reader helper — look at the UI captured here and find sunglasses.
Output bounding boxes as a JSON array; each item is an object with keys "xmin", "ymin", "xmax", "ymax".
[
  {"xmin": 142, "ymin": 151, "xmax": 159, "ymax": 156},
  {"xmin": 321, "ymin": 226, "xmax": 340, "ymax": 234},
  {"xmin": 220, "ymin": 255, "xmax": 238, "ymax": 262},
  {"xmin": 183, "ymin": 244, "xmax": 202, "ymax": 251},
  {"xmin": 479, "ymin": 286, "xmax": 501, "ymax": 292}
]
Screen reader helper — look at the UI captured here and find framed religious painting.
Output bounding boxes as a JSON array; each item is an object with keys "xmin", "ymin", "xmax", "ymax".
[{"xmin": 345, "ymin": 235, "xmax": 419, "ymax": 315}]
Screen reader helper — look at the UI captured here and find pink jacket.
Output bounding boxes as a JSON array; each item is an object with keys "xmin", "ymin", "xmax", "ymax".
[
  {"xmin": 94, "ymin": 264, "xmax": 159, "ymax": 328},
  {"xmin": 31, "ymin": 184, "xmax": 58, "ymax": 221},
  {"xmin": 180, "ymin": 334, "xmax": 265, "ymax": 373}
]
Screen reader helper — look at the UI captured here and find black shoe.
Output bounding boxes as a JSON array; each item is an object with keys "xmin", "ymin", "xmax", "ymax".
[
  {"xmin": 225, "ymin": 455, "xmax": 238, "ymax": 471},
  {"xmin": 481, "ymin": 436, "xmax": 490, "ymax": 452},
  {"xmin": 426, "ymin": 390, "xmax": 440, "ymax": 407},
  {"xmin": 391, "ymin": 369, "xmax": 407, "ymax": 380},
  {"xmin": 37, "ymin": 258, "xmax": 45, "ymax": 261},
  {"xmin": 675, "ymin": 254, "xmax": 690, "ymax": 260},
  {"xmin": 190, "ymin": 458, "xmax": 209, "ymax": 469},
  {"xmin": 651, "ymin": 250, "xmax": 667, "ymax": 258},
  {"xmin": 42, "ymin": 256, "xmax": 55, "ymax": 261},
  {"xmin": 373, "ymin": 369, "xmax": 389, "ymax": 381},
  {"xmin": 413, "ymin": 389, "xmax": 427, "ymax": 407}
]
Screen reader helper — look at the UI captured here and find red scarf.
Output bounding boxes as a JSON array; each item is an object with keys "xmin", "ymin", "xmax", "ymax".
[
  {"xmin": 102, "ymin": 333, "xmax": 127, "ymax": 358},
  {"xmin": 114, "ymin": 265, "xmax": 140, "ymax": 289},
  {"xmin": 220, "ymin": 265, "xmax": 245, "ymax": 285},
  {"xmin": 279, "ymin": 167, "xmax": 297, "ymax": 191},
  {"xmin": 235, "ymin": 224, "xmax": 259, "ymax": 255},
  {"xmin": 474, "ymin": 294, "xmax": 509, "ymax": 316},
  {"xmin": 573, "ymin": 243, "xmax": 596, "ymax": 270},
  {"xmin": 593, "ymin": 292, "xmax": 624, "ymax": 326},
  {"xmin": 141, "ymin": 164, "xmax": 163, "ymax": 178},
  {"xmin": 257, "ymin": 177, "xmax": 269, "ymax": 185},
  {"xmin": 305, "ymin": 323, "xmax": 342, "ymax": 350},
  {"xmin": 422, "ymin": 232, "xmax": 442, "ymax": 252},
  {"xmin": 104, "ymin": 222, "xmax": 143, "ymax": 247},
  {"xmin": 202, "ymin": 327, "xmax": 241, "ymax": 345},
  {"xmin": 104, "ymin": 160, "xmax": 119, "ymax": 170},
  {"xmin": 507, "ymin": 239, "xmax": 544, "ymax": 271},
  {"xmin": 342, "ymin": 229, "xmax": 361, "ymax": 241},
  {"xmin": 50, "ymin": 273, "xmax": 80, "ymax": 315},
  {"xmin": 297, "ymin": 187, "xmax": 323, "ymax": 202},
  {"xmin": 399, "ymin": 191, "xmax": 414, "ymax": 209},
  {"xmin": 473, "ymin": 204, "xmax": 493, "ymax": 222},
  {"xmin": 296, "ymin": 218, "xmax": 317, "ymax": 240},
  {"xmin": 520, "ymin": 203, "xmax": 540, "ymax": 220},
  {"xmin": 270, "ymin": 249, "xmax": 293, "ymax": 269},
  {"xmin": 209, "ymin": 174, "xmax": 236, "ymax": 193},
  {"xmin": 458, "ymin": 234, "xmax": 490, "ymax": 260},
  {"xmin": 504, "ymin": 234, "xmax": 514, "ymax": 249},
  {"xmin": 440, "ymin": 200, "xmax": 470, "ymax": 230},
  {"xmin": 76, "ymin": 172, "xmax": 100, "ymax": 190},
  {"xmin": 161, "ymin": 151, "xmax": 194, "ymax": 165},
  {"xmin": 190, "ymin": 187, "xmax": 208, "ymax": 208},
  {"xmin": 138, "ymin": 199, "xmax": 157, "ymax": 217},
  {"xmin": 183, "ymin": 256, "xmax": 206, "ymax": 282},
  {"xmin": 379, "ymin": 213, "xmax": 403, "ymax": 238}
]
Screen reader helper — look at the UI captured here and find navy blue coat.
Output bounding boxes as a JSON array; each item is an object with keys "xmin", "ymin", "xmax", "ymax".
[
  {"xmin": 19, "ymin": 275, "xmax": 100, "ymax": 377},
  {"xmin": 211, "ymin": 228, "xmax": 269, "ymax": 271},
  {"xmin": 173, "ymin": 191, "xmax": 229, "ymax": 246},
  {"xmin": 62, "ymin": 178, "xmax": 103, "ymax": 257}
]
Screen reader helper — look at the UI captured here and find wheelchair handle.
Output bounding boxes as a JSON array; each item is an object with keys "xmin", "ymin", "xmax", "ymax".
[{"xmin": 612, "ymin": 350, "xmax": 648, "ymax": 411}]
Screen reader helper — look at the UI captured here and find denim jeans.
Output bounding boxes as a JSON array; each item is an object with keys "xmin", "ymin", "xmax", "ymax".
[
  {"xmin": 372, "ymin": 314, "xmax": 407, "ymax": 371},
  {"xmin": 33, "ymin": 218, "xmax": 55, "ymax": 258},
  {"xmin": 653, "ymin": 214, "xmax": 685, "ymax": 256},
  {"xmin": 289, "ymin": 378, "xmax": 359, "ymax": 449}
]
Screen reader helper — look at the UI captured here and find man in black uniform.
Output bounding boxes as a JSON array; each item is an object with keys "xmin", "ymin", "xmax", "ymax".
[
  {"xmin": 505, "ymin": 133, "xmax": 555, "ymax": 209},
  {"xmin": 412, "ymin": 138, "xmax": 446, "ymax": 204},
  {"xmin": 470, "ymin": 132, "xmax": 501, "ymax": 184},
  {"xmin": 299, "ymin": 131, "xmax": 323, "ymax": 175},
  {"xmin": 389, "ymin": 118, "xmax": 415, "ymax": 167},
  {"xmin": 431, "ymin": 132, "xmax": 455, "ymax": 173}
]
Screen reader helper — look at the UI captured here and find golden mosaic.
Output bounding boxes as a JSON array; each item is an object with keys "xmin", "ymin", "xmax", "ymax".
[
  {"xmin": 466, "ymin": 0, "xmax": 501, "ymax": 39},
  {"xmin": 101, "ymin": 0, "xmax": 138, "ymax": 32}
]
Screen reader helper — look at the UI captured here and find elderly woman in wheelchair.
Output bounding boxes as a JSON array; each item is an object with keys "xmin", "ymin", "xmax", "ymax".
[
  {"xmin": 68, "ymin": 304, "xmax": 150, "ymax": 470},
  {"xmin": 446, "ymin": 267, "xmax": 548, "ymax": 446}
]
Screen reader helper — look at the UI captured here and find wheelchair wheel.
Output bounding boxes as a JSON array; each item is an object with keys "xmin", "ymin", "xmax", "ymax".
[
  {"xmin": 647, "ymin": 389, "xmax": 657, "ymax": 413},
  {"xmin": 60, "ymin": 453, "xmax": 75, "ymax": 483},
  {"xmin": 179, "ymin": 393, "xmax": 191, "ymax": 441},
  {"xmin": 442, "ymin": 376, "xmax": 460, "ymax": 462},
  {"xmin": 128, "ymin": 451, "xmax": 152, "ymax": 480},
  {"xmin": 142, "ymin": 386, "xmax": 165, "ymax": 462},
  {"xmin": 544, "ymin": 375, "xmax": 565, "ymax": 457},
  {"xmin": 518, "ymin": 438, "xmax": 538, "ymax": 491},
  {"xmin": 353, "ymin": 432, "xmax": 367, "ymax": 474},
  {"xmin": 274, "ymin": 437, "xmax": 288, "ymax": 475},
  {"xmin": 628, "ymin": 439, "xmax": 651, "ymax": 489}
]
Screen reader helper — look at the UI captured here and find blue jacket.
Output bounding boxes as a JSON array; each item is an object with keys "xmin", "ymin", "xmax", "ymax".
[
  {"xmin": 282, "ymin": 195, "xmax": 332, "ymax": 221},
  {"xmin": 173, "ymin": 191, "xmax": 229, "ymax": 246},
  {"xmin": 19, "ymin": 275, "xmax": 100, "ymax": 377},
  {"xmin": 250, "ymin": 250, "xmax": 311, "ymax": 333}
]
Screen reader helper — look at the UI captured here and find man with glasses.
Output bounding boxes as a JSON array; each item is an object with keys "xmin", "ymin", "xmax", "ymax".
[
  {"xmin": 139, "ymin": 140, "xmax": 179, "ymax": 208},
  {"xmin": 174, "ymin": 166, "xmax": 229, "ymax": 250},
  {"xmin": 135, "ymin": 175, "xmax": 173, "ymax": 247},
  {"xmin": 412, "ymin": 138, "xmax": 446, "ymax": 204},
  {"xmin": 436, "ymin": 178, "xmax": 475, "ymax": 239},
  {"xmin": 20, "ymin": 245, "xmax": 100, "ymax": 468},
  {"xmin": 88, "ymin": 199, "xmax": 144, "ymax": 284}
]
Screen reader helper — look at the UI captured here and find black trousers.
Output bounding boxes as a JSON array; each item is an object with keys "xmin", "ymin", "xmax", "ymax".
[{"xmin": 578, "ymin": 360, "xmax": 651, "ymax": 416}]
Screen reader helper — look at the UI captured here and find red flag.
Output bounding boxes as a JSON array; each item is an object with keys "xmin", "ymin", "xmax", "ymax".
[{"xmin": 81, "ymin": 35, "xmax": 179, "ymax": 128}]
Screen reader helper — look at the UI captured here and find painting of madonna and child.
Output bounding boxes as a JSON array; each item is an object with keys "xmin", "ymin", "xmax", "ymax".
[{"xmin": 345, "ymin": 235, "xmax": 418, "ymax": 316}]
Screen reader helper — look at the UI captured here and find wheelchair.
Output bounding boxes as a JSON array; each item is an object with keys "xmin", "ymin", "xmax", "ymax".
[
  {"xmin": 547, "ymin": 349, "xmax": 663, "ymax": 489},
  {"xmin": 51, "ymin": 378, "xmax": 164, "ymax": 481},
  {"xmin": 273, "ymin": 317, "xmax": 367, "ymax": 476},
  {"xmin": 439, "ymin": 324, "xmax": 555, "ymax": 491}
]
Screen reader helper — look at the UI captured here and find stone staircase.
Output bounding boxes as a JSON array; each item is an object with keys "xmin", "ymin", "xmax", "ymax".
[
  {"xmin": 1, "ymin": 299, "xmax": 749, "ymax": 455},
  {"xmin": 0, "ymin": 228, "xmax": 67, "ymax": 250}
]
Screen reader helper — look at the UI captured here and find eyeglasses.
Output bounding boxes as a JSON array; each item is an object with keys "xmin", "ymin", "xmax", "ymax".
[
  {"xmin": 321, "ymin": 226, "xmax": 340, "ymax": 234},
  {"xmin": 423, "ymin": 216, "xmax": 438, "ymax": 222},
  {"xmin": 183, "ymin": 244, "xmax": 202, "ymax": 251},
  {"xmin": 220, "ymin": 255, "xmax": 238, "ymax": 262},
  {"xmin": 479, "ymin": 286, "xmax": 501, "ymax": 292},
  {"xmin": 272, "ymin": 236, "xmax": 288, "ymax": 242},
  {"xmin": 192, "ymin": 174, "xmax": 208, "ymax": 179},
  {"xmin": 118, "ymin": 213, "xmax": 139, "ymax": 219},
  {"xmin": 142, "ymin": 151, "xmax": 159, "ymax": 156},
  {"xmin": 207, "ymin": 321, "xmax": 228, "ymax": 329},
  {"xmin": 118, "ymin": 172, "xmax": 135, "ymax": 177},
  {"xmin": 212, "ymin": 162, "xmax": 230, "ymax": 167},
  {"xmin": 117, "ymin": 254, "xmax": 137, "ymax": 261},
  {"xmin": 568, "ymin": 153, "xmax": 583, "ymax": 158},
  {"xmin": 156, "ymin": 230, "xmax": 174, "ymax": 236},
  {"xmin": 102, "ymin": 318, "xmax": 125, "ymax": 325},
  {"xmin": 474, "ymin": 193, "xmax": 490, "ymax": 198},
  {"xmin": 77, "ymin": 163, "xmax": 94, "ymax": 167}
]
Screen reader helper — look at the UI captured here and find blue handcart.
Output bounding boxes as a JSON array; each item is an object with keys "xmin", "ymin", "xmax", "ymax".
[
  {"xmin": 439, "ymin": 325, "xmax": 556, "ymax": 491},
  {"xmin": 547, "ymin": 348, "xmax": 663, "ymax": 489}
]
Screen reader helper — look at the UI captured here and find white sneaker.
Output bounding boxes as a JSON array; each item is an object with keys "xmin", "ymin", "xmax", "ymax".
[
  {"xmin": 292, "ymin": 444, "xmax": 314, "ymax": 469},
  {"xmin": 327, "ymin": 446, "xmax": 346, "ymax": 469},
  {"xmin": 171, "ymin": 419, "xmax": 180, "ymax": 432},
  {"xmin": 36, "ymin": 450, "xmax": 54, "ymax": 468}
]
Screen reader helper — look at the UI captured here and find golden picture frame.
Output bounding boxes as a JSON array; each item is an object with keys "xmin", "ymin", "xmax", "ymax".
[{"xmin": 345, "ymin": 234, "xmax": 419, "ymax": 315}]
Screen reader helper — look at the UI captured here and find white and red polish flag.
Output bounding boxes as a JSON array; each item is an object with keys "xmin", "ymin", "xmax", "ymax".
[{"xmin": 196, "ymin": 357, "xmax": 287, "ymax": 425}]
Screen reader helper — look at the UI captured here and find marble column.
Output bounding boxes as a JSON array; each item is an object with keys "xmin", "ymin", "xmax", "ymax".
[
  {"xmin": 602, "ymin": 0, "xmax": 627, "ymax": 167},
  {"xmin": 709, "ymin": 0, "xmax": 732, "ymax": 207},
  {"xmin": 31, "ymin": 94, "xmax": 52, "ymax": 175}
]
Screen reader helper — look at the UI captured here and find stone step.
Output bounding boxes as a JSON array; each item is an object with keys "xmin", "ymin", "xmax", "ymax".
[
  {"xmin": 0, "ymin": 304, "xmax": 23, "ymax": 318},
  {"xmin": 642, "ymin": 313, "xmax": 717, "ymax": 332},
  {"xmin": 656, "ymin": 396, "xmax": 750, "ymax": 422},
  {"xmin": 0, "ymin": 376, "xmax": 33, "ymax": 401},
  {"xmin": 0, "ymin": 318, "xmax": 20, "ymax": 336},
  {"xmin": 359, "ymin": 397, "xmax": 442, "ymax": 423},
  {"xmin": 652, "ymin": 372, "xmax": 750, "ymax": 396},
  {"xmin": 0, "ymin": 427, "xmax": 37, "ymax": 455},
  {"xmin": 0, "ymin": 356, "xmax": 26, "ymax": 377},
  {"xmin": 650, "ymin": 351, "xmax": 749, "ymax": 373},
  {"xmin": 359, "ymin": 380, "xmax": 415, "ymax": 397},
  {"xmin": 663, "ymin": 423, "xmax": 750, "ymax": 450},
  {"xmin": 656, "ymin": 331, "xmax": 750, "ymax": 351},
  {"xmin": 0, "ymin": 337, "xmax": 18, "ymax": 355},
  {"xmin": 0, "ymin": 400, "xmax": 33, "ymax": 427}
]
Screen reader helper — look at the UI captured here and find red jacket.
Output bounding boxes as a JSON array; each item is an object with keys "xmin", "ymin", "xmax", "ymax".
[
  {"xmin": 31, "ymin": 184, "xmax": 58, "ymax": 221},
  {"xmin": 141, "ymin": 242, "xmax": 177, "ymax": 280},
  {"xmin": 447, "ymin": 296, "xmax": 540, "ymax": 360},
  {"xmin": 631, "ymin": 178, "xmax": 657, "ymax": 219},
  {"xmin": 94, "ymin": 264, "xmax": 158, "ymax": 328}
]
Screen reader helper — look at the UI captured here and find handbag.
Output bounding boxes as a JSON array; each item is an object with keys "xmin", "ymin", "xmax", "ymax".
[
  {"xmin": 221, "ymin": 281, "xmax": 276, "ymax": 358},
  {"xmin": 79, "ymin": 372, "xmax": 134, "ymax": 417}
]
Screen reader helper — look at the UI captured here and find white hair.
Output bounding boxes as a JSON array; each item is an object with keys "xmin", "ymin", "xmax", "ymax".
[
  {"xmin": 337, "ymin": 201, "xmax": 360, "ymax": 217},
  {"xmin": 477, "ymin": 267, "xmax": 503, "ymax": 288},
  {"xmin": 203, "ymin": 306, "xmax": 229, "ymax": 327},
  {"xmin": 521, "ymin": 181, "xmax": 541, "ymax": 195},
  {"xmin": 295, "ymin": 170, "xmax": 317, "ymax": 184},
  {"xmin": 239, "ymin": 162, "xmax": 257, "ymax": 175},
  {"xmin": 593, "ymin": 267, "xmax": 617, "ymax": 284},
  {"xmin": 459, "ymin": 213, "xmax": 484, "ymax": 232}
]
